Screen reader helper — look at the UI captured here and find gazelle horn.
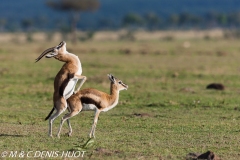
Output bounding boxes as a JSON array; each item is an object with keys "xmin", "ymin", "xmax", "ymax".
[
  {"xmin": 35, "ymin": 46, "xmax": 56, "ymax": 62},
  {"xmin": 35, "ymin": 41, "xmax": 65, "ymax": 62}
]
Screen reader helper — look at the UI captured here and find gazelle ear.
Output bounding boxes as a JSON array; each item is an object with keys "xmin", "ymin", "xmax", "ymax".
[{"xmin": 107, "ymin": 74, "xmax": 116, "ymax": 83}]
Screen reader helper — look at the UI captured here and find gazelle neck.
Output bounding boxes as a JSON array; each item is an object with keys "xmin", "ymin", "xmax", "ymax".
[
  {"xmin": 69, "ymin": 53, "xmax": 81, "ymax": 66},
  {"xmin": 102, "ymin": 86, "xmax": 119, "ymax": 112},
  {"xmin": 57, "ymin": 52, "xmax": 80, "ymax": 65},
  {"xmin": 110, "ymin": 83, "xmax": 119, "ymax": 96},
  {"xmin": 107, "ymin": 84, "xmax": 120, "ymax": 107}
]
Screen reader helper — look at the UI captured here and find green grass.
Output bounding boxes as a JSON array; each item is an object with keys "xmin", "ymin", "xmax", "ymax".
[{"xmin": 1, "ymin": 38, "xmax": 240, "ymax": 159}]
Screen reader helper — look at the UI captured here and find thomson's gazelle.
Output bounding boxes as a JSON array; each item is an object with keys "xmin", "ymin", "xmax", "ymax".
[
  {"xmin": 56, "ymin": 74, "xmax": 128, "ymax": 138},
  {"xmin": 36, "ymin": 41, "xmax": 87, "ymax": 137}
]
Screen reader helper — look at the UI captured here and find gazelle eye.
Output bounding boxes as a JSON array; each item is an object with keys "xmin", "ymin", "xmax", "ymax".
[{"xmin": 118, "ymin": 81, "xmax": 122, "ymax": 84}]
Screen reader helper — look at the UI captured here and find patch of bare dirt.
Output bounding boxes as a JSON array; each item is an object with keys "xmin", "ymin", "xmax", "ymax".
[
  {"xmin": 179, "ymin": 87, "xmax": 195, "ymax": 93},
  {"xmin": 94, "ymin": 148, "xmax": 122, "ymax": 156},
  {"xmin": 133, "ymin": 113, "xmax": 152, "ymax": 117}
]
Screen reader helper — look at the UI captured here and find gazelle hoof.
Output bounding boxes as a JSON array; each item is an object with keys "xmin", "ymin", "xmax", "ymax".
[{"xmin": 89, "ymin": 135, "xmax": 95, "ymax": 139}]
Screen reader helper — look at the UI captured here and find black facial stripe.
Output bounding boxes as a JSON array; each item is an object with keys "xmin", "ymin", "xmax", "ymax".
[
  {"xmin": 122, "ymin": 83, "xmax": 127, "ymax": 87},
  {"xmin": 57, "ymin": 41, "xmax": 64, "ymax": 49}
]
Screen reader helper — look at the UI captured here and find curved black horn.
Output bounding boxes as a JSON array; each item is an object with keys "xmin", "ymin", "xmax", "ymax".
[{"xmin": 35, "ymin": 46, "xmax": 55, "ymax": 62}]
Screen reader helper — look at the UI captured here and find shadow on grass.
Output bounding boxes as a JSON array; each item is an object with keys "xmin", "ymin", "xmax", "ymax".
[{"xmin": 0, "ymin": 134, "xmax": 25, "ymax": 137}]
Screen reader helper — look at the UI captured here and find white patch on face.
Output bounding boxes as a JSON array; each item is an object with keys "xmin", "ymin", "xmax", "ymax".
[
  {"xmin": 82, "ymin": 103, "xmax": 97, "ymax": 111},
  {"xmin": 46, "ymin": 52, "xmax": 57, "ymax": 58}
]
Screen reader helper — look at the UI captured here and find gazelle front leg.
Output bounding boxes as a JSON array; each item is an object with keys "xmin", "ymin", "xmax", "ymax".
[
  {"xmin": 74, "ymin": 75, "xmax": 87, "ymax": 92},
  {"xmin": 89, "ymin": 109, "xmax": 101, "ymax": 138}
]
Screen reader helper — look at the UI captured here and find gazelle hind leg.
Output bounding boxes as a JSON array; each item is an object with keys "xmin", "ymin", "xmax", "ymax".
[
  {"xmin": 57, "ymin": 110, "xmax": 81, "ymax": 138},
  {"xmin": 48, "ymin": 98, "xmax": 67, "ymax": 137},
  {"xmin": 48, "ymin": 108, "xmax": 65, "ymax": 137},
  {"xmin": 66, "ymin": 107, "xmax": 72, "ymax": 136},
  {"xmin": 89, "ymin": 109, "xmax": 101, "ymax": 138},
  {"xmin": 57, "ymin": 100, "xmax": 82, "ymax": 138},
  {"xmin": 67, "ymin": 119, "xmax": 72, "ymax": 136}
]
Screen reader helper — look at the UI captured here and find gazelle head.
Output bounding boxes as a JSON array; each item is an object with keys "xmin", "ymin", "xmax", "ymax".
[
  {"xmin": 35, "ymin": 41, "xmax": 67, "ymax": 62},
  {"xmin": 108, "ymin": 74, "xmax": 128, "ymax": 91}
]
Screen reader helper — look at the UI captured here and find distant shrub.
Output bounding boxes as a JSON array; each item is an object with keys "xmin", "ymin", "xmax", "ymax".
[
  {"xmin": 223, "ymin": 30, "xmax": 240, "ymax": 39},
  {"xmin": 203, "ymin": 34, "xmax": 211, "ymax": 40},
  {"xmin": 119, "ymin": 48, "xmax": 132, "ymax": 55},
  {"xmin": 26, "ymin": 33, "xmax": 33, "ymax": 42},
  {"xmin": 118, "ymin": 31, "xmax": 135, "ymax": 41},
  {"xmin": 79, "ymin": 31, "xmax": 95, "ymax": 41},
  {"xmin": 161, "ymin": 35, "xmax": 174, "ymax": 41}
]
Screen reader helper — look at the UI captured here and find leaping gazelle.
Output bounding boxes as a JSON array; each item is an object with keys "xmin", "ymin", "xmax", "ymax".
[
  {"xmin": 55, "ymin": 74, "xmax": 128, "ymax": 138},
  {"xmin": 36, "ymin": 41, "xmax": 87, "ymax": 137}
]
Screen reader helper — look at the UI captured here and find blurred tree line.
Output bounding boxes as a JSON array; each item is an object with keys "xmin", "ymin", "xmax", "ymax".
[
  {"xmin": 46, "ymin": 0, "xmax": 99, "ymax": 43},
  {"xmin": 2, "ymin": 0, "xmax": 240, "ymax": 36},
  {"xmin": 122, "ymin": 11, "xmax": 240, "ymax": 30},
  {"xmin": 2, "ymin": 11, "xmax": 240, "ymax": 33}
]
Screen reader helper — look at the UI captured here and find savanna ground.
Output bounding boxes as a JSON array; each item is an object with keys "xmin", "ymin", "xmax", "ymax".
[{"xmin": 1, "ymin": 31, "xmax": 240, "ymax": 159}]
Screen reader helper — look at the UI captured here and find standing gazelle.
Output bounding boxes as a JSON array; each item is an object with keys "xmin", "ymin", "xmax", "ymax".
[
  {"xmin": 56, "ymin": 74, "xmax": 128, "ymax": 138},
  {"xmin": 36, "ymin": 41, "xmax": 87, "ymax": 137}
]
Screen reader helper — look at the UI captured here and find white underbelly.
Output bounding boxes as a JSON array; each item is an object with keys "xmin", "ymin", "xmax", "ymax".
[
  {"xmin": 82, "ymin": 103, "xmax": 97, "ymax": 111},
  {"xmin": 63, "ymin": 79, "xmax": 78, "ymax": 99}
]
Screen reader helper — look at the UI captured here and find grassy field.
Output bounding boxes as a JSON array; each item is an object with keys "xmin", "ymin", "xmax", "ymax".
[{"xmin": 1, "ymin": 37, "xmax": 240, "ymax": 159}]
